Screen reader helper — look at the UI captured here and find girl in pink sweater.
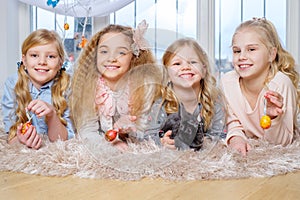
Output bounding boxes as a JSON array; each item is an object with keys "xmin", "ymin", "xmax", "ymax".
[{"xmin": 221, "ymin": 18, "xmax": 299, "ymax": 156}]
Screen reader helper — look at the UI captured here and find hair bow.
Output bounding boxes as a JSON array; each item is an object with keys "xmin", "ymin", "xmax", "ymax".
[
  {"xmin": 132, "ymin": 20, "xmax": 150, "ymax": 57},
  {"xmin": 17, "ymin": 61, "xmax": 23, "ymax": 69}
]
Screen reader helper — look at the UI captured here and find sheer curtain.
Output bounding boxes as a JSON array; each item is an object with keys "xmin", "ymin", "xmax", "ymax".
[{"xmin": 18, "ymin": 0, "xmax": 134, "ymax": 17}]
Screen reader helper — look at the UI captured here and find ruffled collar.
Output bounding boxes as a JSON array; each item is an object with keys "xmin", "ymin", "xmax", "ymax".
[{"xmin": 95, "ymin": 76, "xmax": 129, "ymax": 118}]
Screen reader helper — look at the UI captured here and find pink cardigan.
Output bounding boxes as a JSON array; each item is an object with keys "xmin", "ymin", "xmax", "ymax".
[{"xmin": 221, "ymin": 70, "xmax": 298, "ymax": 146}]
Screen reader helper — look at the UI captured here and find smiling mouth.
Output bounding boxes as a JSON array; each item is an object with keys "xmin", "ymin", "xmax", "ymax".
[
  {"xmin": 35, "ymin": 68, "xmax": 49, "ymax": 72},
  {"xmin": 239, "ymin": 64, "xmax": 252, "ymax": 69},
  {"xmin": 105, "ymin": 65, "xmax": 120, "ymax": 70},
  {"xmin": 179, "ymin": 73, "xmax": 194, "ymax": 79}
]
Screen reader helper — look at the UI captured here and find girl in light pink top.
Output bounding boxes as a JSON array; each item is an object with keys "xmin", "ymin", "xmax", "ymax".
[{"xmin": 221, "ymin": 18, "xmax": 299, "ymax": 156}]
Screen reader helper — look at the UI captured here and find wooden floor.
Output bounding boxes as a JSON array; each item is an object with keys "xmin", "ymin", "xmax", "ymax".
[{"xmin": 1, "ymin": 170, "xmax": 300, "ymax": 200}]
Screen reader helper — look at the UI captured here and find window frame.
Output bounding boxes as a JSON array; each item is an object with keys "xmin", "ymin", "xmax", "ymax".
[{"xmin": 23, "ymin": 0, "xmax": 300, "ymax": 66}]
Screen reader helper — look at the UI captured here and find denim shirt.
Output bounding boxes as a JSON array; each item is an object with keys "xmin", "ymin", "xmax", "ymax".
[{"xmin": 1, "ymin": 73, "xmax": 75, "ymax": 139}]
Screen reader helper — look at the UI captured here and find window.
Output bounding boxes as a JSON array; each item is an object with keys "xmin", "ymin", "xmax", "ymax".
[
  {"xmin": 215, "ymin": 0, "xmax": 287, "ymax": 74},
  {"xmin": 31, "ymin": 0, "xmax": 288, "ymax": 73},
  {"xmin": 31, "ymin": 6, "xmax": 93, "ymax": 71},
  {"xmin": 110, "ymin": 0, "xmax": 197, "ymax": 60}
]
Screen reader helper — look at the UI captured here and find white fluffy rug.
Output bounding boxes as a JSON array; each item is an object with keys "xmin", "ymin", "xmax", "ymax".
[{"xmin": 0, "ymin": 119, "xmax": 300, "ymax": 181}]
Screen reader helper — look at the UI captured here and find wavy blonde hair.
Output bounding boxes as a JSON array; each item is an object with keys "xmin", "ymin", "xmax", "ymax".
[
  {"xmin": 8, "ymin": 29, "xmax": 70, "ymax": 141},
  {"xmin": 112, "ymin": 63, "xmax": 166, "ymax": 131},
  {"xmin": 232, "ymin": 18, "xmax": 300, "ymax": 111},
  {"xmin": 162, "ymin": 38, "xmax": 221, "ymax": 131},
  {"xmin": 70, "ymin": 24, "xmax": 156, "ymax": 130}
]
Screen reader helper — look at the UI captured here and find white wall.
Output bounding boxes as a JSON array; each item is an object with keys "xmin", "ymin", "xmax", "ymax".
[
  {"xmin": 0, "ymin": 0, "xmax": 19, "ymax": 94},
  {"xmin": 0, "ymin": 1, "xmax": 30, "ymax": 95}
]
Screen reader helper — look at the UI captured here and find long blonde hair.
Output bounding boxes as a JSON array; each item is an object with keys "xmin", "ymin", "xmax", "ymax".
[
  {"xmin": 70, "ymin": 24, "xmax": 156, "ymax": 130},
  {"xmin": 232, "ymin": 18, "xmax": 300, "ymax": 111},
  {"xmin": 162, "ymin": 38, "xmax": 220, "ymax": 131},
  {"xmin": 8, "ymin": 29, "xmax": 70, "ymax": 141},
  {"xmin": 115, "ymin": 63, "xmax": 166, "ymax": 131}
]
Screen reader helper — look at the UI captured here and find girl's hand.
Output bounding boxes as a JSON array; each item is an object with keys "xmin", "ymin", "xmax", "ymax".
[
  {"xmin": 160, "ymin": 130, "xmax": 176, "ymax": 150},
  {"xmin": 228, "ymin": 136, "xmax": 251, "ymax": 156},
  {"xmin": 17, "ymin": 123, "xmax": 42, "ymax": 149},
  {"xmin": 264, "ymin": 90, "xmax": 284, "ymax": 119},
  {"xmin": 27, "ymin": 99, "xmax": 56, "ymax": 118},
  {"xmin": 114, "ymin": 115, "xmax": 137, "ymax": 134},
  {"xmin": 111, "ymin": 139, "xmax": 128, "ymax": 151}
]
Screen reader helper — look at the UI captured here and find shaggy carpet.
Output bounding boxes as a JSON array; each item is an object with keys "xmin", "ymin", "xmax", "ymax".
[{"xmin": 0, "ymin": 117, "xmax": 299, "ymax": 181}]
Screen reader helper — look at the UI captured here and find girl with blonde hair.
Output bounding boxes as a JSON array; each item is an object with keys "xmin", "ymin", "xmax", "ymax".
[
  {"xmin": 221, "ymin": 18, "xmax": 299, "ymax": 156},
  {"xmin": 160, "ymin": 38, "xmax": 226, "ymax": 151},
  {"xmin": 70, "ymin": 21, "xmax": 156, "ymax": 148},
  {"xmin": 1, "ymin": 29, "xmax": 74, "ymax": 149}
]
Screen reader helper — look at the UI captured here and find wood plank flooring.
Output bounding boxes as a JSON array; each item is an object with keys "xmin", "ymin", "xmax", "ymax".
[{"xmin": 1, "ymin": 170, "xmax": 300, "ymax": 200}]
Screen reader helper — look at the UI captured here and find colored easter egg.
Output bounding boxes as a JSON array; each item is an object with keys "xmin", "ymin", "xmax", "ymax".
[
  {"xmin": 64, "ymin": 23, "xmax": 70, "ymax": 30},
  {"xmin": 21, "ymin": 122, "xmax": 32, "ymax": 134},
  {"xmin": 260, "ymin": 115, "xmax": 271, "ymax": 129},
  {"xmin": 105, "ymin": 129, "xmax": 118, "ymax": 142}
]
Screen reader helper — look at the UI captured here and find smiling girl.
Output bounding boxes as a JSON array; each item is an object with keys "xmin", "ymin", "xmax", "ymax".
[
  {"xmin": 1, "ymin": 29, "xmax": 75, "ymax": 149},
  {"xmin": 159, "ymin": 38, "xmax": 227, "ymax": 151},
  {"xmin": 70, "ymin": 21, "xmax": 155, "ymax": 148},
  {"xmin": 221, "ymin": 18, "xmax": 299, "ymax": 156}
]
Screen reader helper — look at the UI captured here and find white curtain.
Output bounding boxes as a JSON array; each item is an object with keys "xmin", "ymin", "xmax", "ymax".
[{"xmin": 18, "ymin": 0, "xmax": 134, "ymax": 17}]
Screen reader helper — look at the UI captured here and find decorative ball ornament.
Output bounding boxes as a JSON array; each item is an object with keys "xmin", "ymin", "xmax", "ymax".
[
  {"xmin": 21, "ymin": 122, "xmax": 32, "ymax": 134},
  {"xmin": 105, "ymin": 129, "xmax": 118, "ymax": 142},
  {"xmin": 64, "ymin": 23, "xmax": 70, "ymax": 30}
]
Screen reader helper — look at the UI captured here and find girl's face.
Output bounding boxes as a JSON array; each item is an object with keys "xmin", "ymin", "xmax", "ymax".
[
  {"xmin": 97, "ymin": 32, "xmax": 133, "ymax": 89},
  {"xmin": 232, "ymin": 29, "xmax": 276, "ymax": 80},
  {"xmin": 167, "ymin": 45, "xmax": 205, "ymax": 91},
  {"xmin": 22, "ymin": 43, "xmax": 61, "ymax": 89}
]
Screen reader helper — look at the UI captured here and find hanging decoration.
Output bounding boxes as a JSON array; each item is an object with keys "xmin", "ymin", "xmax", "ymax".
[
  {"xmin": 47, "ymin": 0, "xmax": 60, "ymax": 8},
  {"xmin": 77, "ymin": 14, "xmax": 89, "ymax": 49},
  {"xmin": 64, "ymin": 22, "xmax": 70, "ymax": 30},
  {"xmin": 18, "ymin": 0, "xmax": 135, "ymax": 17},
  {"xmin": 78, "ymin": 35, "xmax": 88, "ymax": 49}
]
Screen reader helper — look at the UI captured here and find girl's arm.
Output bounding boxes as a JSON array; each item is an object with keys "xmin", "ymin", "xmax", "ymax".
[
  {"xmin": 46, "ymin": 109, "xmax": 68, "ymax": 141},
  {"xmin": 225, "ymin": 105, "xmax": 248, "ymax": 145},
  {"xmin": 263, "ymin": 86, "xmax": 297, "ymax": 146},
  {"xmin": 28, "ymin": 99, "xmax": 68, "ymax": 141}
]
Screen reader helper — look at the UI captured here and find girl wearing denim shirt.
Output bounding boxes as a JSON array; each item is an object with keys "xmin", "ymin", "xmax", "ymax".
[{"xmin": 1, "ymin": 29, "xmax": 74, "ymax": 149}]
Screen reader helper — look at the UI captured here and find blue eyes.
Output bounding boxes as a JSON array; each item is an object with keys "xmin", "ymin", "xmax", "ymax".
[
  {"xmin": 172, "ymin": 61, "xmax": 199, "ymax": 66},
  {"xmin": 30, "ymin": 54, "xmax": 57, "ymax": 59},
  {"xmin": 99, "ymin": 50, "xmax": 127, "ymax": 55}
]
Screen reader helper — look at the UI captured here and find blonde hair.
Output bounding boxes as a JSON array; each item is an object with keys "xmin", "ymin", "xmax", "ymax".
[
  {"xmin": 232, "ymin": 18, "xmax": 300, "ymax": 111},
  {"xmin": 8, "ymin": 29, "xmax": 70, "ymax": 141},
  {"xmin": 116, "ymin": 63, "xmax": 166, "ymax": 130},
  {"xmin": 162, "ymin": 38, "xmax": 220, "ymax": 131},
  {"xmin": 70, "ymin": 24, "xmax": 156, "ymax": 130},
  {"xmin": 127, "ymin": 65, "xmax": 164, "ymax": 116}
]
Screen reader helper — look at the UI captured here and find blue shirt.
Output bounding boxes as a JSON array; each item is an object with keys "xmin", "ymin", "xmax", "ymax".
[{"xmin": 1, "ymin": 73, "xmax": 75, "ymax": 139}]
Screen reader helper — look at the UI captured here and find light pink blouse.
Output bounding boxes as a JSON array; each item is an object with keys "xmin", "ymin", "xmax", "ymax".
[{"xmin": 221, "ymin": 70, "xmax": 298, "ymax": 146}]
